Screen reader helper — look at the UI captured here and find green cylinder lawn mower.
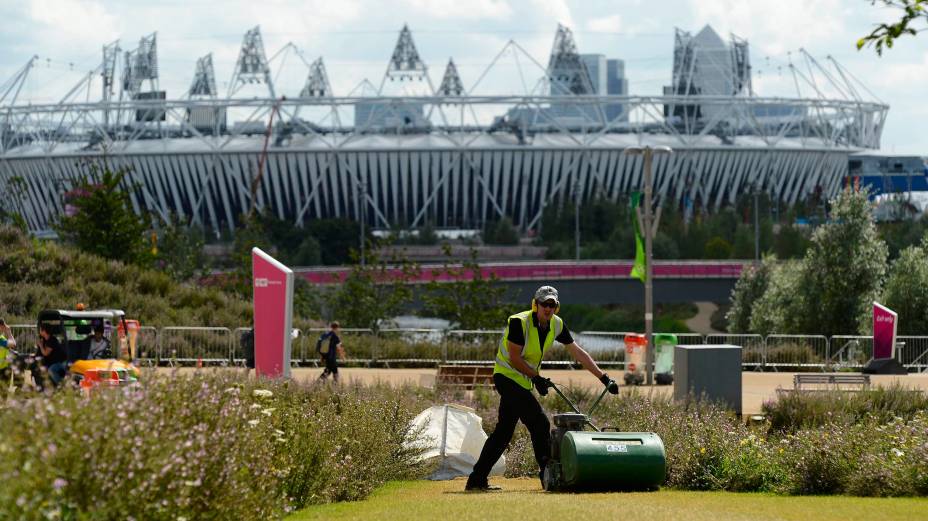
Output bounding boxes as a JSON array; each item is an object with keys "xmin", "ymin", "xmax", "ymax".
[{"xmin": 543, "ymin": 382, "xmax": 666, "ymax": 492}]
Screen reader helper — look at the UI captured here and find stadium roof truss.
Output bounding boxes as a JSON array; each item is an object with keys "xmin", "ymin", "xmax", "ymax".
[{"xmin": 0, "ymin": 25, "xmax": 889, "ymax": 234}]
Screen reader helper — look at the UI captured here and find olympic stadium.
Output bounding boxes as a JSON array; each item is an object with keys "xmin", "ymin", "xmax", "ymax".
[{"xmin": 0, "ymin": 24, "xmax": 888, "ymax": 235}]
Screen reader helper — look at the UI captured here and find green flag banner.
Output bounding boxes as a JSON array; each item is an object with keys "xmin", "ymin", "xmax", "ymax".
[{"xmin": 630, "ymin": 192, "xmax": 646, "ymax": 282}]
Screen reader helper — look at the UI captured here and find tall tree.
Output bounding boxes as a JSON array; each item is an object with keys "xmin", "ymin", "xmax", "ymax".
[
  {"xmin": 56, "ymin": 167, "xmax": 152, "ymax": 266},
  {"xmin": 745, "ymin": 189, "xmax": 888, "ymax": 336},
  {"xmin": 421, "ymin": 245, "xmax": 510, "ymax": 329},
  {"xmin": 883, "ymin": 237, "xmax": 928, "ymax": 334},
  {"xmin": 328, "ymin": 245, "xmax": 418, "ymax": 330}
]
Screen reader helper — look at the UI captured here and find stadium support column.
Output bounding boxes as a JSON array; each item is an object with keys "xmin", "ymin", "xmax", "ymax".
[{"xmin": 624, "ymin": 145, "xmax": 673, "ymax": 385}]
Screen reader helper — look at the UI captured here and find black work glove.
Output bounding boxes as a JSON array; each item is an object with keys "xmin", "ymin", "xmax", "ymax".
[
  {"xmin": 600, "ymin": 373, "xmax": 619, "ymax": 394},
  {"xmin": 532, "ymin": 374, "xmax": 552, "ymax": 396}
]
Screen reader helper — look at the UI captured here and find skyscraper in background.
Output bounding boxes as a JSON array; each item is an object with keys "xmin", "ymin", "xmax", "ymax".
[{"xmin": 606, "ymin": 58, "xmax": 628, "ymax": 123}]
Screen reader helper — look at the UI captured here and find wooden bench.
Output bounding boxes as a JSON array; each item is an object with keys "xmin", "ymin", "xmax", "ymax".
[
  {"xmin": 436, "ymin": 364, "xmax": 494, "ymax": 390},
  {"xmin": 793, "ymin": 373, "xmax": 870, "ymax": 392}
]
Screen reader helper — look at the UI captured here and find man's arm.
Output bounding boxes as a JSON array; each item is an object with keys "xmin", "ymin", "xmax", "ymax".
[
  {"xmin": 506, "ymin": 341, "xmax": 539, "ymax": 378},
  {"xmin": 40, "ymin": 343, "xmax": 52, "ymax": 357},
  {"xmin": 565, "ymin": 342, "xmax": 606, "ymax": 380}
]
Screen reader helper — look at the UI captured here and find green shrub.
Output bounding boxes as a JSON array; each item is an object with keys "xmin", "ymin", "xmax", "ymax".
[
  {"xmin": 0, "ymin": 372, "xmax": 429, "ymax": 519},
  {"xmin": 704, "ymin": 236, "xmax": 733, "ymax": 259},
  {"xmin": 763, "ymin": 384, "xmax": 928, "ymax": 434},
  {"xmin": 0, "ymin": 225, "xmax": 251, "ymax": 327}
]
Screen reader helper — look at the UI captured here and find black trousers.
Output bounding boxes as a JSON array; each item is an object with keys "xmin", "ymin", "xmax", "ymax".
[{"xmin": 469, "ymin": 373, "xmax": 550, "ymax": 483}]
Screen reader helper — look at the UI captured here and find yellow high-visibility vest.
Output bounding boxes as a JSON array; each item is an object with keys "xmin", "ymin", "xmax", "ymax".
[{"xmin": 494, "ymin": 310, "xmax": 563, "ymax": 390}]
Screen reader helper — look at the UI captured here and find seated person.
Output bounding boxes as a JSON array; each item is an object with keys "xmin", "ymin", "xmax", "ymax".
[
  {"xmin": 0, "ymin": 318, "xmax": 16, "ymax": 349},
  {"xmin": 37, "ymin": 324, "xmax": 67, "ymax": 388},
  {"xmin": 88, "ymin": 325, "xmax": 112, "ymax": 360}
]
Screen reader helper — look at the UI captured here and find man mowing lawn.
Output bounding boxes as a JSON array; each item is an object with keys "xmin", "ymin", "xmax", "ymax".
[{"xmin": 466, "ymin": 285, "xmax": 619, "ymax": 492}]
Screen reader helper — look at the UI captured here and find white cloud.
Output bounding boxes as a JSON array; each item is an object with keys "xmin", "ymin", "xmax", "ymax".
[
  {"xmin": 400, "ymin": 0, "xmax": 513, "ymax": 20},
  {"xmin": 586, "ymin": 14, "xmax": 622, "ymax": 33},
  {"xmin": 530, "ymin": 0, "xmax": 574, "ymax": 30},
  {"xmin": 687, "ymin": 0, "xmax": 848, "ymax": 56},
  {"xmin": 29, "ymin": 0, "xmax": 120, "ymax": 42}
]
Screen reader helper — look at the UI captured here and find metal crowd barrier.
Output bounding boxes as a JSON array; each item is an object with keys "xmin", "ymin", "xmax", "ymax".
[
  {"xmin": 765, "ymin": 335, "xmax": 829, "ymax": 372},
  {"xmin": 159, "ymin": 326, "xmax": 232, "ymax": 365},
  {"xmin": 13, "ymin": 321, "xmax": 928, "ymax": 373},
  {"xmin": 376, "ymin": 328, "xmax": 444, "ymax": 366},
  {"xmin": 706, "ymin": 334, "xmax": 765, "ymax": 370},
  {"xmin": 135, "ymin": 325, "xmax": 160, "ymax": 366},
  {"xmin": 828, "ymin": 335, "xmax": 873, "ymax": 371},
  {"xmin": 897, "ymin": 336, "xmax": 928, "ymax": 373},
  {"xmin": 445, "ymin": 330, "xmax": 500, "ymax": 365}
]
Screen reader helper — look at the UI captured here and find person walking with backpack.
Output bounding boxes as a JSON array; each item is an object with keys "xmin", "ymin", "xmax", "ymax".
[{"xmin": 317, "ymin": 321, "xmax": 344, "ymax": 383}]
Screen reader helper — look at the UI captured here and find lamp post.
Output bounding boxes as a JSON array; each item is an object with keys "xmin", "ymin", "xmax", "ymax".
[
  {"xmin": 623, "ymin": 145, "xmax": 673, "ymax": 385},
  {"xmin": 753, "ymin": 184, "xmax": 760, "ymax": 266}
]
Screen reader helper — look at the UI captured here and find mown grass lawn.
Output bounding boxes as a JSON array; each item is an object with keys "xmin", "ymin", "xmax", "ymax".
[{"xmin": 287, "ymin": 478, "xmax": 928, "ymax": 521}]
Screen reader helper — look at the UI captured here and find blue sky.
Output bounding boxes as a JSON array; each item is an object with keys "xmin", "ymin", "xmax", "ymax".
[{"xmin": 1, "ymin": 0, "xmax": 925, "ymax": 154}]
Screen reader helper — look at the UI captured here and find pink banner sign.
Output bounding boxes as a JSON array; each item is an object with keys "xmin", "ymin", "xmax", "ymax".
[
  {"xmin": 873, "ymin": 302, "xmax": 898, "ymax": 360},
  {"xmin": 252, "ymin": 248, "xmax": 294, "ymax": 378}
]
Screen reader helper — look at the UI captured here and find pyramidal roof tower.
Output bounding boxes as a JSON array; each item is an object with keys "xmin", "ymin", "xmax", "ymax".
[
  {"xmin": 300, "ymin": 58, "xmax": 333, "ymax": 98},
  {"xmin": 229, "ymin": 26, "xmax": 274, "ymax": 98},
  {"xmin": 546, "ymin": 24, "xmax": 594, "ymax": 96},
  {"xmin": 437, "ymin": 58, "xmax": 465, "ymax": 96},
  {"xmin": 380, "ymin": 24, "xmax": 431, "ymax": 93},
  {"xmin": 189, "ymin": 54, "xmax": 217, "ymax": 98}
]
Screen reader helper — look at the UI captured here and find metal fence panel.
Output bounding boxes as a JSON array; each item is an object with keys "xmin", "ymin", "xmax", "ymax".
[
  {"xmin": 671, "ymin": 333, "xmax": 706, "ymax": 346},
  {"xmin": 706, "ymin": 334, "xmax": 765, "ymax": 370},
  {"xmin": 573, "ymin": 331, "xmax": 630, "ymax": 368},
  {"xmin": 445, "ymin": 330, "xmax": 499, "ymax": 365},
  {"xmin": 897, "ymin": 336, "xmax": 928, "ymax": 372},
  {"xmin": 159, "ymin": 327, "xmax": 232, "ymax": 365},
  {"xmin": 135, "ymin": 325, "xmax": 160, "ymax": 366},
  {"xmin": 765, "ymin": 335, "xmax": 829, "ymax": 371},
  {"xmin": 377, "ymin": 328, "xmax": 444, "ymax": 366},
  {"xmin": 8, "ymin": 325, "xmax": 36, "ymax": 353},
  {"xmin": 828, "ymin": 335, "xmax": 873, "ymax": 370}
]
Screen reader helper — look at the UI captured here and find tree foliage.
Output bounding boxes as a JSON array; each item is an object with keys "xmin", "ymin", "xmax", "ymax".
[
  {"xmin": 421, "ymin": 245, "xmax": 510, "ymax": 329},
  {"xmin": 56, "ymin": 167, "xmax": 152, "ymax": 266},
  {"xmin": 858, "ymin": 0, "xmax": 927, "ymax": 54},
  {"xmin": 725, "ymin": 255, "xmax": 774, "ymax": 333},
  {"xmin": 156, "ymin": 216, "xmax": 208, "ymax": 282},
  {"xmin": 883, "ymin": 237, "xmax": 928, "ymax": 334},
  {"xmin": 799, "ymin": 188, "xmax": 888, "ymax": 336},
  {"xmin": 328, "ymin": 246, "xmax": 418, "ymax": 330},
  {"xmin": 740, "ymin": 189, "xmax": 888, "ymax": 336},
  {"xmin": 483, "ymin": 217, "xmax": 520, "ymax": 245}
]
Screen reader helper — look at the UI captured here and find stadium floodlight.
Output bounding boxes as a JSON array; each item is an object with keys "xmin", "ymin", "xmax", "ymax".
[{"xmin": 624, "ymin": 145, "xmax": 673, "ymax": 386}]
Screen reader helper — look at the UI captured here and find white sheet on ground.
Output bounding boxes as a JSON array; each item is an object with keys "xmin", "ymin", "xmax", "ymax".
[{"xmin": 408, "ymin": 404, "xmax": 505, "ymax": 480}]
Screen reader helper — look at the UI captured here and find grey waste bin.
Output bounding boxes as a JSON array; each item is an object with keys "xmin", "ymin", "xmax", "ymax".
[{"xmin": 673, "ymin": 344, "xmax": 742, "ymax": 413}]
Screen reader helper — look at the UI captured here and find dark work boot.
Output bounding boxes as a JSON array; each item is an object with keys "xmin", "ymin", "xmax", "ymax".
[{"xmin": 465, "ymin": 475, "xmax": 502, "ymax": 492}]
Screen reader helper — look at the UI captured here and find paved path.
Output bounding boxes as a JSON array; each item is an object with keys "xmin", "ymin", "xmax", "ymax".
[
  {"xmin": 684, "ymin": 301, "xmax": 721, "ymax": 335},
  {"xmin": 163, "ymin": 367, "xmax": 928, "ymax": 415}
]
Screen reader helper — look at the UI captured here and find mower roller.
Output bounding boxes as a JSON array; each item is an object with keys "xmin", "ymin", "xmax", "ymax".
[{"xmin": 542, "ymin": 382, "xmax": 666, "ymax": 492}]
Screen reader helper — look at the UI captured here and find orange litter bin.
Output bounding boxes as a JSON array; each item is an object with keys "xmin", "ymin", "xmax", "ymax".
[{"xmin": 623, "ymin": 333, "xmax": 647, "ymax": 385}]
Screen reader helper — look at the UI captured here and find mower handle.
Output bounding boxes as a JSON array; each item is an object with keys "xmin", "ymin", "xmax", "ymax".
[{"xmin": 548, "ymin": 382, "xmax": 610, "ymax": 432}]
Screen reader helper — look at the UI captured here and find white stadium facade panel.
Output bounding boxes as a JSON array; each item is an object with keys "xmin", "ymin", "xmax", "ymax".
[{"xmin": 3, "ymin": 142, "xmax": 849, "ymax": 234}]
